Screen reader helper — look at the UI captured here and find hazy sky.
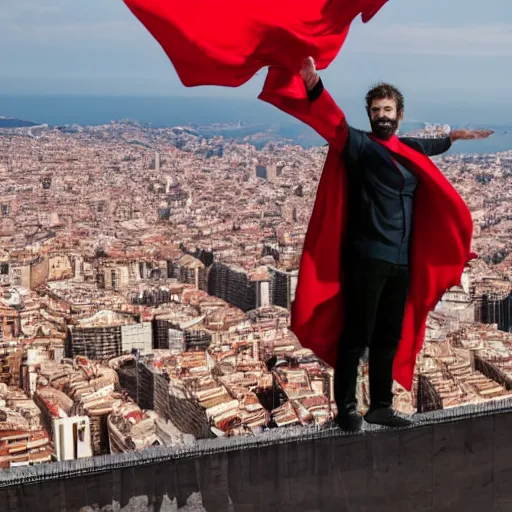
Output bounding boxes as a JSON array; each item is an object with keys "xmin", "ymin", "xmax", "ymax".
[{"xmin": 1, "ymin": 0, "xmax": 510, "ymax": 106}]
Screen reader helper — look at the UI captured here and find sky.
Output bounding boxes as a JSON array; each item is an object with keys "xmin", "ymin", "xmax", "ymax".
[{"xmin": 0, "ymin": 0, "xmax": 510, "ymax": 110}]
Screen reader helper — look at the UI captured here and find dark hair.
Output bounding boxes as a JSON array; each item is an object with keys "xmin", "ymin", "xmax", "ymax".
[{"xmin": 365, "ymin": 82, "xmax": 404, "ymax": 114}]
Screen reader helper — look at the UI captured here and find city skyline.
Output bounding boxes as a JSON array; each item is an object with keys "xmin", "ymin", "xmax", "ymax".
[{"xmin": 1, "ymin": 0, "xmax": 511, "ymax": 105}]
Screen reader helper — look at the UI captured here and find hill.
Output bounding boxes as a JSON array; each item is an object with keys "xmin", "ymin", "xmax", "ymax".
[{"xmin": 0, "ymin": 117, "xmax": 37, "ymax": 128}]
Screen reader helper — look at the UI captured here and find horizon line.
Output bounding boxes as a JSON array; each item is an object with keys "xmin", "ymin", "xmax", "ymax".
[{"xmin": 0, "ymin": 92, "xmax": 508, "ymax": 106}]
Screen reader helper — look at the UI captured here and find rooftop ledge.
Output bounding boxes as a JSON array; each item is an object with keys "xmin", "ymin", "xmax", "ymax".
[{"xmin": 1, "ymin": 397, "xmax": 511, "ymax": 487}]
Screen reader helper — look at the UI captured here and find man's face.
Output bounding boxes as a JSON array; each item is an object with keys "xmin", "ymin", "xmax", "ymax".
[{"xmin": 368, "ymin": 97, "xmax": 403, "ymax": 140}]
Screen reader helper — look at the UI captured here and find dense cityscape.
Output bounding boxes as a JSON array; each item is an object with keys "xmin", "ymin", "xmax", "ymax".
[{"xmin": 0, "ymin": 120, "xmax": 512, "ymax": 468}]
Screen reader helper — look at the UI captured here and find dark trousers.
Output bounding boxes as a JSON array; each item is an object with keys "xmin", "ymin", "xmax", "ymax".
[{"xmin": 334, "ymin": 257, "xmax": 409, "ymax": 414}]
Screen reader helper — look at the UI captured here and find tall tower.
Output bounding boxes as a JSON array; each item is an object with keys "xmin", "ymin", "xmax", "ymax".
[
  {"xmin": 155, "ymin": 152, "xmax": 161, "ymax": 172},
  {"xmin": 267, "ymin": 164, "xmax": 277, "ymax": 182}
]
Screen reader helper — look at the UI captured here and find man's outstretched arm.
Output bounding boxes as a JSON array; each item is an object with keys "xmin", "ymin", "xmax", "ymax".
[
  {"xmin": 404, "ymin": 136, "xmax": 452, "ymax": 157},
  {"xmin": 258, "ymin": 59, "xmax": 349, "ymax": 152},
  {"xmin": 450, "ymin": 129, "xmax": 494, "ymax": 142},
  {"xmin": 299, "ymin": 57, "xmax": 364, "ymax": 158},
  {"xmin": 404, "ymin": 128, "xmax": 494, "ymax": 157}
]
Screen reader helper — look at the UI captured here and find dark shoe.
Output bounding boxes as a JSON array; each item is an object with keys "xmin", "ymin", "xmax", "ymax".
[
  {"xmin": 364, "ymin": 407, "xmax": 413, "ymax": 428},
  {"xmin": 335, "ymin": 410, "xmax": 363, "ymax": 432}
]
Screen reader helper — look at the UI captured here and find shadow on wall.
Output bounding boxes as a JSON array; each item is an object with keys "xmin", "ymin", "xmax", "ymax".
[{"xmin": 1, "ymin": 401, "xmax": 512, "ymax": 512}]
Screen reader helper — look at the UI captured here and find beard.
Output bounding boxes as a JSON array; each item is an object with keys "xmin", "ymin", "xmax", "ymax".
[{"xmin": 370, "ymin": 117, "xmax": 399, "ymax": 140}]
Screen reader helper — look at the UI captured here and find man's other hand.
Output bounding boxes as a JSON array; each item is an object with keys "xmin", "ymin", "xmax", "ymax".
[
  {"xmin": 450, "ymin": 129, "xmax": 494, "ymax": 142},
  {"xmin": 300, "ymin": 57, "xmax": 320, "ymax": 91}
]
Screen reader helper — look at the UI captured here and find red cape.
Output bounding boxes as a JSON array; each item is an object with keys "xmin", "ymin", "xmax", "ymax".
[
  {"xmin": 259, "ymin": 69, "xmax": 475, "ymax": 390},
  {"xmin": 123, "ymin": 0, "xmax": 389, "ymax": 86}
]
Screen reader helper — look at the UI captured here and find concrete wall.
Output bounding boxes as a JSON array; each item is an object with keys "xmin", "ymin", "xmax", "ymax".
[{"xmin": 1, "ymin": 402, "xmax": 512, "ymax": 512}]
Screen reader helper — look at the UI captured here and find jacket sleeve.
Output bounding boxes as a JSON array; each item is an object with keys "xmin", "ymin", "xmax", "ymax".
[
  {"xmin": 402, "ymin": 136, "xmax": 452, "ymax": 157},
  {"xmin": 258, "ymin": 67, "xmax": 349, "ymax": 153},
  {"xmin": 306, "ymin": 78, "xmax": 325, "ymax": 102}
]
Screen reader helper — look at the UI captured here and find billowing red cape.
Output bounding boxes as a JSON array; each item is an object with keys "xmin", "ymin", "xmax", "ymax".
[
  {"xmin": 259, "ymin": 70, "xmax": 475, "ymax": 390},
  {"xmin": 124, "ymin": 0, "xmax": 474, "ymax": 390},
  {"xmin": 123, "ymin": 0, "xmax": 388, "ymax": 86}
]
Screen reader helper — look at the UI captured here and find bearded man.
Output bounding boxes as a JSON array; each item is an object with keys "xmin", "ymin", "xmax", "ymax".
[{"xmin": 298, "ymin": 57, "xmax": 492, "ymax": 431}]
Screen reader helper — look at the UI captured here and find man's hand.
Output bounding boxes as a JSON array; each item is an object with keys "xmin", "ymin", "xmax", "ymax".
[
  {"xmin": 300, "ymin": 57, "xmax": 320, "ymax": 91},
  {"xmin": 450, "ymin": 129, "xmax": 494, "ymax": 142}
]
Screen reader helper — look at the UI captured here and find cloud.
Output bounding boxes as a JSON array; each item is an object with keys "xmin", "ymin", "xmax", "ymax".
[
  {"xmin": 346, "ymin": 23, "xmax": 512, "ymax": 56},
  {"xmin": 0, "ymin": 0, "xmax": 138, "ymax": 41},
  {"xmin": 2, "ymin": 20, "xmax": 141, "ymax": 43},
  {"xmin": 0, "ymin": 1, "xmax": 61, "ymax": 21}
]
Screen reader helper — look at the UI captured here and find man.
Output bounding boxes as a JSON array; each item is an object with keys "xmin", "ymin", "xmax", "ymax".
[{"xmin": 298, "ymin": 57, "xmax": 492, "ymax": 431}]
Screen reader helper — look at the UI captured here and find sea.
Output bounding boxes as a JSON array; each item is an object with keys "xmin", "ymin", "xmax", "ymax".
[{"xmin": 1, "ymin": 94, "xmax": 511, "ymax": 155}]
